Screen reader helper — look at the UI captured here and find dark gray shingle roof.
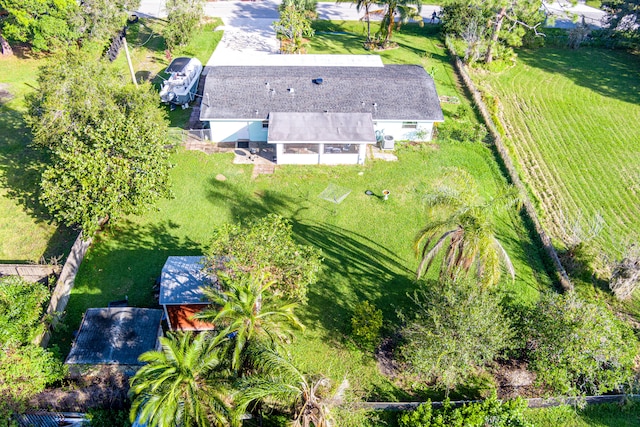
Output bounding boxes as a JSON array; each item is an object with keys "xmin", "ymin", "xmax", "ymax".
[
  {"xmin": 200, "ymin": 65, "xmax": 444, "ymax": 122},
  {"xmin": 268, "ymin": 112, "xmax": 376, "ymax": 143},
  {"xmin": 65, "ymin": 308, "xmax": 163, "ymax": 365}
]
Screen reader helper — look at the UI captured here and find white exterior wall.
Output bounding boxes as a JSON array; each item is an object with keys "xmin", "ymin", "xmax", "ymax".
[
  {"xmin": 275, "ymin": 143, "xmax": 368, "ymax": 165},
  {"xmin": 374, "ymin": 120, "xmax": 435, "ymax": 142},
  {"xmin": 208, "ymin": 120, "xmax": 268, "ymax": 143}
]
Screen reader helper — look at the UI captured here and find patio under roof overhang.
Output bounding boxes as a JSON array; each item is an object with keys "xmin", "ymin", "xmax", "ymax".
[{"xmin": 267, "ymin": 112, "xmax": 377, "ymax": 145}]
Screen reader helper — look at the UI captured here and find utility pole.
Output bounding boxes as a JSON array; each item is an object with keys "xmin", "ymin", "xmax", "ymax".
[{"xmin": 123, "ymin": 37, "xmax": 138, "ymax": 87}]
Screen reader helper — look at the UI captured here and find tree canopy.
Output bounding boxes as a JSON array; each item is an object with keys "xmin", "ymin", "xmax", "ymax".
[
  {"xmin": 203, "ymin": 214, "xmax": 322, "ymax": 302},
  {"xmin": 25, "ymin": 50, "xmax": 172, "ymax": 236},
  {"xmin": 164, "ymin": 0, "xmax": 204, "ymax": 52},
  {"xmin": 521, "ymin": 292, "xmax": 637, "ymax": 395},
  {"xmin": 399, "ymin": 277, "xmax": 513, "ymax": 391},
  {"xmin": 0, "ymin": 0, "xmax": 80, "ymax": 52},
  {"xmin": 414, "ymin": 169, "xmax": 520, "ymax": 287},
  {"xmin": 76, "ymin": 0, "xmax": 140, "ymax": 43}
]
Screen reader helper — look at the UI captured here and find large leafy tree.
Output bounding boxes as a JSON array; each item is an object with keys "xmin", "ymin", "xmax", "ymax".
[
  {"xmin": 274, "ymin": 4, "xmax": 315, "ymax": 53},
  {"xmin": 521, "ymin": 292, "xmax": 637, "ymax": 395},
  {"xmin": 399, "ymin": 277, "xmax": 513, "ymax": 391},
  {"xmin": 203, "ymin": 214, "xmax": 322, "ymax": 302},
  {"xmin": 0, "ymin": 0, "xmax": 80, "ymax": 52},
  {"xmin": 196, "ymin": 272, "xmax": 304, "ymax": 372},
  {"xmin": 414, "ymin": 170, "xmax": 520, "ymax": 287},
  {"xmin": 603, "ymin": 0, "xmax": 640, "ymax": 31},
  {"xmin": 76, "ymin": 0, "xmax": 140, "ymax": 43},
  {"xmin": 129, "ymin": 332, "xmax": 235, "ymax": 427},
  {"xmin": 25, "ymin": 50, "xmax": 172, "ymax": 237},
  {"xmin": 371, "ymin": 0, "xmax": 423, "ymax": 45},
  {"xmin": 164, "ymin": 0, "xmax": 204, "ymax": 52},
  {"xmin": 237, "ymin": 345, "xmax": 337, "ymax": 427}
]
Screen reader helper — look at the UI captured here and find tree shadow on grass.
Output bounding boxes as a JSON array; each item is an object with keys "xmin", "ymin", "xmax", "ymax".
[
  {"xmin": 291, "ymin": 219, "xmax": 416, "ymax": 343},
  {"xmin": 50, "ymin": 219, "xmax": 202, "ymax": 356},
  {"xmin": 0, "ymin": 102, "xmax": 76, "ymax": 261},
  {"xmin": 517, "ymin": 47, "xmax": 640, "ymax": 106}
]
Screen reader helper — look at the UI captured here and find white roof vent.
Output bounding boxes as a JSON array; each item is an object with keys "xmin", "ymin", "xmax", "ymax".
[{"xmin": 288, "ymin": 87, "xmax": 295, "ymax": 93}]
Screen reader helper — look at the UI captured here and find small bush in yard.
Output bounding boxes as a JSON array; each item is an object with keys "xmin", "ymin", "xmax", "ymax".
[{"xmin": 351, "ymin": 301, "xmax": 383, "ymax": 351}]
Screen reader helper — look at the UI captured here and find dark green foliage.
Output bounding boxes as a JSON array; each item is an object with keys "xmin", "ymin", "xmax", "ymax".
[
  {"xmin": 0, "ymin": 342, "xmax": 66, "ymax": 412},
  {"xmin": 77, "ymin": 0, "xmax": 140, "ymax": 44},
  {"xmin": 520, "ymin": 292, "xmax": 638, "ymax": 395},
  {"xmin": 351, "ymin": 300, "xmax": 383, "ymax": 350},
  {"xmin": 88, "ymin": 408, "xmax": 131, "ymax": 427},
  {"xmin": 204, "ymin": 214, "xmax": 322, "ymax": 302},
  {"xmin": 0, "ymin": 0, "xmax": 80, "ymax": 52},
  {"xmin": 164, "ymin": 0, "xmax": 204, "ymax": 52},
  {"xmin": 25, "ymin": 50, "xmax": 172, "ymax": 236},
  {"xmin": 399, "ymin": 278, "xmax": 513, "ymax": 391},
  {"xmin": 0, "ymin": 276, "xmax": 49, "ymax": 345},
  {"xmin": 398, "ymin": 393, "xmax": 531, "ymax": 427},
  {"xmin": 0, "ymin": 276, "xmax": 66, "ymax": 413},
  {"xmin": 439, "ymin": 1, "xmax": 490, "ymax": 38}
]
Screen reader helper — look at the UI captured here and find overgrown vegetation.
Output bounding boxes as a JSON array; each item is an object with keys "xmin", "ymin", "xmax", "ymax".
[
  {"xmin": 164, "ymin": 0, "xmax": 204, "ymax": 53},
  {"xmin": 0, "ymin": 276, "xmax": 66, "ymax": 418}
]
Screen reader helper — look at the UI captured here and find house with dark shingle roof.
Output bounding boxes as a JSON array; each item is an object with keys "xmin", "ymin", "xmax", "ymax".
[
  {"xmin": 65, "ymin": 307, "xmax": 163, "ymax": 376},
  {"xmin": 199, "ymin": 63, "xmax": 444, "ymax": 165}
]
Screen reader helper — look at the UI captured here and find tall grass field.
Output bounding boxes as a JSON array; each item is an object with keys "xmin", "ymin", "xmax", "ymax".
[{"xmin": 472, "ymin": 47, "xmax": 640, "ymax": 260}]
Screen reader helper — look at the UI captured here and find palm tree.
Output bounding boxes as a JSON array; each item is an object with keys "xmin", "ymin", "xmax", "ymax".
[
  {"xmin": 370, "ymin": 0, "xmax": 423, "ymax": 45},
  {"xmin": 129, "ymin": 332, "xmax": 235, "ymax": 427},
  {"xmin": 338, "ymin": 0, "xmax": 375, "ymax": 43},
  {"xmin": 414, "ymin": 172, "xmax": 521, "ymax": 286},
  {"xmin": 195, "ymin": 271, "xmax": 304, "ymax": 372},
  {"xmin": 237, "ymin": 345, "xmax": 341, "ymax": 427}
]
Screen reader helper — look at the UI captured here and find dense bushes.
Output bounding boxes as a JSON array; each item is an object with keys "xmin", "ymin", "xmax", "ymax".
[{"xmin": 398, "ymin": 393, "xmax": 531, "ymax": 427}]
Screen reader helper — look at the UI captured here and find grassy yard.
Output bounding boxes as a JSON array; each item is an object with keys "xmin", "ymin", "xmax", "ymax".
[
  {"xmin": 470, "ymin": 47, "xmax": 640, "ymax": 262},
  {"xmin": 524, "ymin": 403, "xmax": 640, "ymax": 427},
  {"xmin": 0, "ymin": 19, "xmax": 221, "ymax": 262},
  {"xmin": 0, "ymin": 53, "xmax": 77, "ymax": 262},
  {"xmin": 51, "ymin": 23, "xmax": 553, "ymax": 401}
]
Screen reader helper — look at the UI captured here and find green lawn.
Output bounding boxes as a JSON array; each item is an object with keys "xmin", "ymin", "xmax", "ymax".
[
  {"xmin": 524, "ymin": 403, "xmax": 640, "ymax": 427},
  {"xmin": 51, "ymin": 23, "xmax": 552, "ymax": 401},
  {"xmin": 0, "ymin": 54, "xmax": 76, "ymax": 262},
  {"xmin": 470, "ymin": 47, "xmax": 640, "ymax": 261}
]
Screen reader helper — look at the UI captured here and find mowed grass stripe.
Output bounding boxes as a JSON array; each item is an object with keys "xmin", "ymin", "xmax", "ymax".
[{"xmin": 475, "ymin": 47, "xmax": 640, "ymax": 255}]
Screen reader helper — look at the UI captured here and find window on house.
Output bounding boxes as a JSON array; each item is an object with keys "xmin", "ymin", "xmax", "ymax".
[
  {"xmin": 402, "ymin": 121, "xmax": 418, "ymax": 129},
  {"xmin": 262, "ymin": 120, "xmax": 269, "ymax": 128}
]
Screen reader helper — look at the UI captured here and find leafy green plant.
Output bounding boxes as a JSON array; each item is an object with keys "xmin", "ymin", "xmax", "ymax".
[
  {"xmin": 0, "ymin": 276, "xmax": 49, "ymax": 345},
  {"xmin": 204, "ymin": 214, "xmax": 322, "ymax": 302},
  {"xmin": 164, "ymin": 0, "xmax": 204, "ymax": 52},
  {"xmin": 399, "ymin": 278, "xmax": 513, "ymax": 392},
  {"xmin": 398, "ymin": 392, "xmax": 531, "ymax": 427},
  {"xmin": 351, "ymin": 300, "xmax": 383, "ymax": 351},
  {"xmin": 521, "ymin": 292, "xmax": 637, "ymax": 395}
]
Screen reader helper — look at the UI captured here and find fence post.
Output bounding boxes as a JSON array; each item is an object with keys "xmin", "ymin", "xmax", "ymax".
[{"xmin": 36, "ymin": 232, "xmax": 92, "ymax": 347}]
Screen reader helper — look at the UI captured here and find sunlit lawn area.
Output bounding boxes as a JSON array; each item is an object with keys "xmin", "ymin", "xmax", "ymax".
[
  {"xmin": 524, "ymin": 403, "xmax": 640, "ymax": 427},
  {"xmin": 52, "ymin": 23, "xmax": 553, "ymax": 401}
]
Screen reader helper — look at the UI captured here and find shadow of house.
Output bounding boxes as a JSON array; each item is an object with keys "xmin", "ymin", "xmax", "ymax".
[
  {"xmin": 65, "ymin": 307, "xmax": 163, "ymax": 378},
  {"xmin": 159, "ymin": 256, "xmax": 216, "ymax": 331}
]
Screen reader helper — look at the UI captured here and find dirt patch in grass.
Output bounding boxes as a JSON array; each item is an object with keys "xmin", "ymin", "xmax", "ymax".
[
  {"xmin": 0, "ymin": 83, "xmax": 13, "ymax": 105},
  {"xmin": 494, "ymin": 359, "xmax": 541, "ymax": 399}
]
